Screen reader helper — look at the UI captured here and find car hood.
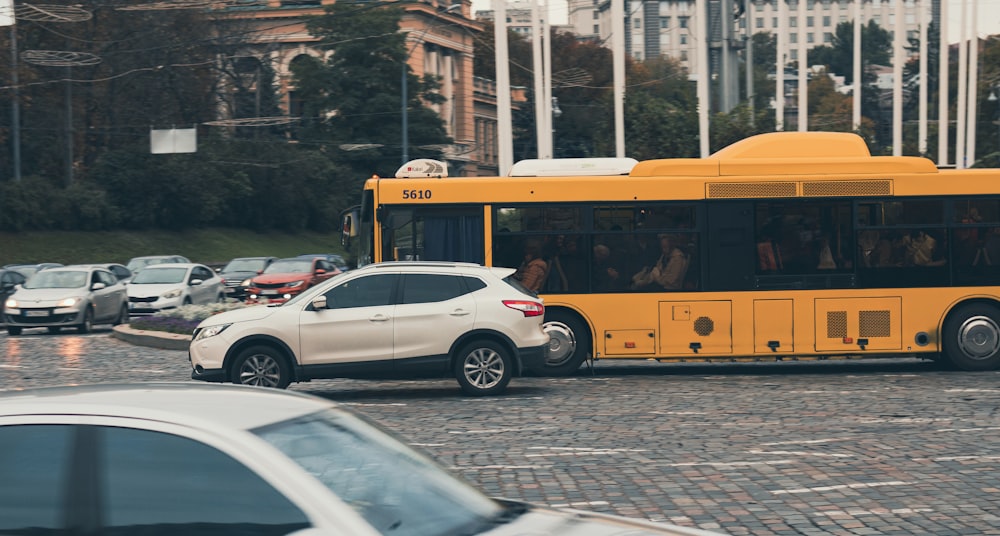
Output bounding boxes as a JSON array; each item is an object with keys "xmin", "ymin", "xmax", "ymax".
[
  {"xmin": 127, "ymin": 283, "xmax": 185, "ymax": 298},
  {"xmin": 197, "ymin": 304, "xmax": 277, "ymax": 327},
  {"xmin": 10, "ymin": 288, "xmax": 88, "ymax": 304},
  {"xmin": 483, "ymin": 502, "xmax": 724, "ymax": 535},
  {"xmin": 253, "ymin": 274, "xmax": 311, "ymax": 285},
  {"xmin": 219, "ymin": 271, "xmax": 258, "ymax": 280}
]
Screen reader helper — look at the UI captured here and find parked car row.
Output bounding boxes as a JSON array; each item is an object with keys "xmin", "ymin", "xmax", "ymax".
[
  {"xmin": 2, "ymin": 253, "xmax": 353, "ymax": 332},
  {"xmin": 2, "ymin": 255, "xmax": 230, "ymax": 334}
]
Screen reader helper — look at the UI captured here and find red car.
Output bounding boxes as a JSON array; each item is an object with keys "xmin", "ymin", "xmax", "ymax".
[{"xmin": 245, "ymin": 257, "xmax": 340, "ymax": 305}]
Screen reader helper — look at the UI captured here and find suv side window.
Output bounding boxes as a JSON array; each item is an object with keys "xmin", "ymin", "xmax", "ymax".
[
  {"xmin": 102, "ymin": 426, "xmax": 310, "ymax": 533},
  {"xmin": 463, "ymin": 276, "xmax": 487, "ymax": 292},
  {"xmin": 401, "ymin": 274, "xmax": 468, "ymax": 304},
  {"xmin": 325, "ymin": 274, "xmax": 397, "ymax": 309},
  {"xmin": 0, "ymin": 425, "xmax": 73, "ymax": 531}
]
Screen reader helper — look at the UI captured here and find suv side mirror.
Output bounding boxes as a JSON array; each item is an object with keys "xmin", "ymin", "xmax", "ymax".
[
  {"xmin": 310, "ymin": 296, "xmax": 327, "ymax": 310},
  {"xmin": 190, "ymin": 279, "xmax": 203, "ymax": 286},
  {"xmin": 91, "ymin": 282, "xmax": 106, "ymax": 291}
]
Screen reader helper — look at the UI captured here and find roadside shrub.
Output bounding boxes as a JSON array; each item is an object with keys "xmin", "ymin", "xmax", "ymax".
[{"xmin": 129, "ymin": 302, "xmax": 247, "ymax": 335}]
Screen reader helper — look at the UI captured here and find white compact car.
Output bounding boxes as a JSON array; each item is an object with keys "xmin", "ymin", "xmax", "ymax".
[
  {"xmin": 0, "ymin": 383, "xmax": 724, "ymax": 536},
  {"xmin": 127, "ymin": 263, "xmax": 224, "ymax": 315},
  {"xmin": 3, "ymin": 265, "xmax": 128, "ymax": 335},
  {"xmin": 190, "ymin": 262, "xmax": 551, "ymax": 396}
]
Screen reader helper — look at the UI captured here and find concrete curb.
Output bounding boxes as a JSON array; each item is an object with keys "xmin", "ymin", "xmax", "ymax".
[{"xmin": 112, "ymin": 325, "xmax": 191, "ymax": 351}]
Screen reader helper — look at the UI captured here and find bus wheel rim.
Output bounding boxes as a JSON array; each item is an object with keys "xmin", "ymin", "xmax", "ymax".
[
  {"xmin": 957, "ymin": 316, "xmax": 1000, "ymax": 360},
  {"xmin": 543, "ymin": 321, "xmax": 576, "ymax": 367}
]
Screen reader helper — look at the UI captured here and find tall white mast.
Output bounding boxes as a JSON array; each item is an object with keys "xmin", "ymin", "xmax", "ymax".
[{"xmin": 494, "ymin": 0, "xmax": 514, "ymax": 174}]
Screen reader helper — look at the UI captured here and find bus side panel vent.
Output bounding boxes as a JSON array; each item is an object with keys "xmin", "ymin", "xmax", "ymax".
[
  {"xmin": 827, "ymin": 311, "xmax": 848, "ymax": 338},
  {"xmin": 859, "ymin": 310, "xmax": 891, "ymax": 338},
  {"xmin": 802, "ymin": 180, "xmax": 892, "ymax": 197},
  {"xmin": 707, "ymin": 182, "xmax": 797, "ymax": 198}
]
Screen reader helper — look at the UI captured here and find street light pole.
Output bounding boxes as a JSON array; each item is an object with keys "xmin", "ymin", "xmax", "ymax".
[
  {"xmin": 402, "ymin": 57, "xmax": 410, "ymax": 164},
  {"xmin": 401, "ymin": 3, "xmax": 461, "ymax": 166}
]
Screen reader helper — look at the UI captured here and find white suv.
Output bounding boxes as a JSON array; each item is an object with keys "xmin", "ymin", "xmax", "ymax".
[{"xmin": 190, "ymin": 262, "xmax": 550, "ymax": 396}]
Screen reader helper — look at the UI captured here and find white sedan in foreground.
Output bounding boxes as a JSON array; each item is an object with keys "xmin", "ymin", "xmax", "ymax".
[{"xmin": 0, "ymin": 383, "xmax": 725, "ymax": 536}]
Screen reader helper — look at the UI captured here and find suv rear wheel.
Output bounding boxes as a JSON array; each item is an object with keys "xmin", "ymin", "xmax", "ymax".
[
  {"xmin": 231, "ymin": 345, "xmax": 292, "ymax": 389},
  {"xmin": 454, "ymin": 340, "xmax": 512, "ymax": 396}
]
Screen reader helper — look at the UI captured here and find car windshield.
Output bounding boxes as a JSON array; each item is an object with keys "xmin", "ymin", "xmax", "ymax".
[
  {"xmin": 264, "ymin": 259, "xmax": 313, "ymax": 274},
  {"xmin": 223, "ymin": 259, "xmax": 268, "ymax": 272},
  {"xmin": 131, "ymin": 267, "xmax": 188, "ymax": 284},
  {"xmin": 253, "ymin": 409, "xmax": 502, "ymax": 536},
  {"xmin": 24, "ymin": 271, "xmax": 87, "ymax": 289}
]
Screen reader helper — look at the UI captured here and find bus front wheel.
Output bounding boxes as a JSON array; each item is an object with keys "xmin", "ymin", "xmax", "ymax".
[
  {"xmin": 541, "ymin": 311, "xmax": 591, "ymax": 376},
  {"xmin": 943, "ymin": 303, "xmax": 1000, "ymax": 371}
]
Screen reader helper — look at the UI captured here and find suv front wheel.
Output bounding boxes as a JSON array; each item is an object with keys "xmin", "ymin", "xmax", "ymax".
[
  {"xmin": 231, "ymin": 345, "xmax": 292, "ymax": 389},
  {"xmin": 454, "ymin": 340, "xmax": 512, "ymax": 396}
]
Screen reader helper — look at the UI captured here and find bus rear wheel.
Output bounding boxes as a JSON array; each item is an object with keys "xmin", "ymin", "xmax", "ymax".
[
  {"xmin": 943, "ymin": 303, "xmax": 1000, "ymax": 371},
  {"xmin": 541, "ymin": 311, "xmax": 591, "ymax": 376}
]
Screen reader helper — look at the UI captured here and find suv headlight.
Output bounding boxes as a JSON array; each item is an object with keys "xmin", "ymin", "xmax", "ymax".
[
  {"xmin": 5, "ymin": 298, "xmax": 17, "ymax": 308},
  {"xmin": 285, "ymin": 280, "xmax": 304, "ymax": 289},
  {"xmin": 161, "ymin": 289, "xmax": 183, "ymax": 299},
  {"xmin": 194, "ymin": 323, "xmax": 231, "ymax": 341}
]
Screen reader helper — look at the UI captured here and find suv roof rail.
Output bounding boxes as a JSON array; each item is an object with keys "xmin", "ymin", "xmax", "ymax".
[{"xmin": 362, "ymin": 261, "xmax": 484, "ymax": 269}]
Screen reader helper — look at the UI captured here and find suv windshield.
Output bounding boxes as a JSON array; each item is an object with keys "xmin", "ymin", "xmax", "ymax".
[{"xmin": 253, "ymin": 409, "xmax": 501, "ymax": 536}]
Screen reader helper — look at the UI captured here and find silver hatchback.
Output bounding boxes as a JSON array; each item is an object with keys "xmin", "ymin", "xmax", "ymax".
[{"xmin": 3, "ymin": 265, "xmax": 129, "ymax": 335}]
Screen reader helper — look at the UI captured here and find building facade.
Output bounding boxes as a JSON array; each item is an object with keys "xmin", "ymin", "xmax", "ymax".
[
  {"xmin": 568, "ymin": 0, "xmax": 929, "ymax": 74},
  {"xmin": 217, "ymin": 0, "xmax": 484, "ymax": 175}
]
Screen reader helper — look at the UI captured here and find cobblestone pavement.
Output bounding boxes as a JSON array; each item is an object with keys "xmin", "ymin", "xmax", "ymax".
[{"xmin": 3, "ymin": 328, "xmax": 1000, "ymax": 535}]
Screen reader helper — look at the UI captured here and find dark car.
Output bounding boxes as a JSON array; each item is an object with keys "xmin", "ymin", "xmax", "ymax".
[
  {"xmin": 216, "ymin": 256, "xmax": 277, "ymax": 300},
  {"xmin": 0, "ymin": 269, "xmax": 28, "ymax": 325},
  {"xmin": 297, "ymin": 253, "xmax": 350, "ymax": 272}
]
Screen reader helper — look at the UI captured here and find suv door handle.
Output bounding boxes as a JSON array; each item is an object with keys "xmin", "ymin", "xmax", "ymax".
[
  {"xmin": 369, "ymin": 314, "xmax": 390, "ymax": 322},
  {"xmin": 450, "ymin": 309, "xmax": 471, "ymax": 316}
]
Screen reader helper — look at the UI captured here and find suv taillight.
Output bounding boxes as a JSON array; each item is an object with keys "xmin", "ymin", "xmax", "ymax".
[{"xmin": 503, "ymin": 300, "xmax": 544, "ymax": 317}]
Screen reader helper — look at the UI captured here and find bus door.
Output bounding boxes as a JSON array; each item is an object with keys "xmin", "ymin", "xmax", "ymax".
[{"xmin": 706, "ymin": 202, "xmax": 755, "ymax": 291}]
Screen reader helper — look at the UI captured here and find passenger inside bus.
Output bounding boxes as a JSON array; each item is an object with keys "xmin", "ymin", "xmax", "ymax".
[
  {"xmin": 592, "ymin": 244, "xmax": 623, "ymax": 291},
  {"xmin": 514, "ymin": 239, "xmax": 549, "ymax": 292},
  {"xmin": 630, "ymin": 235, "xmax": 689, "ymax": 291}
]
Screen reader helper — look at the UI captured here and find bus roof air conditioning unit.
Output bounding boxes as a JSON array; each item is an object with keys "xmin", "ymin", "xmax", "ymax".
[
  {"xmin": 508, "ymin": 158, "xmax": 639, "ymax": 177},
  {"xmin": 396, "ymin": 159, "xmax": 448, "ymax": 178}
]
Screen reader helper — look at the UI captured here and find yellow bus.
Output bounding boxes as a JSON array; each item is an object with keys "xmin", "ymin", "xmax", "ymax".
[{"xmin": 344, "ymin": 132, "xmax": 1000, "ymax": 376}]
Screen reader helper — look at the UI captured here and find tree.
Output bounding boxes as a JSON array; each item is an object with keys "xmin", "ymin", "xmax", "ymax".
[
  {"xmin": 291, "ymin": 3, "xmax": 449, "ymax": 180},
  {"xmin": 616, "ymin": 56, "xmax": 699, "ymax": 158},
  {"xmin": 0, "ymin": 2, "xmax": 222, "ymax": 183},
  {"xmin": 807, "ymin": 21, "xmax": 892, "ymax": 85}
]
